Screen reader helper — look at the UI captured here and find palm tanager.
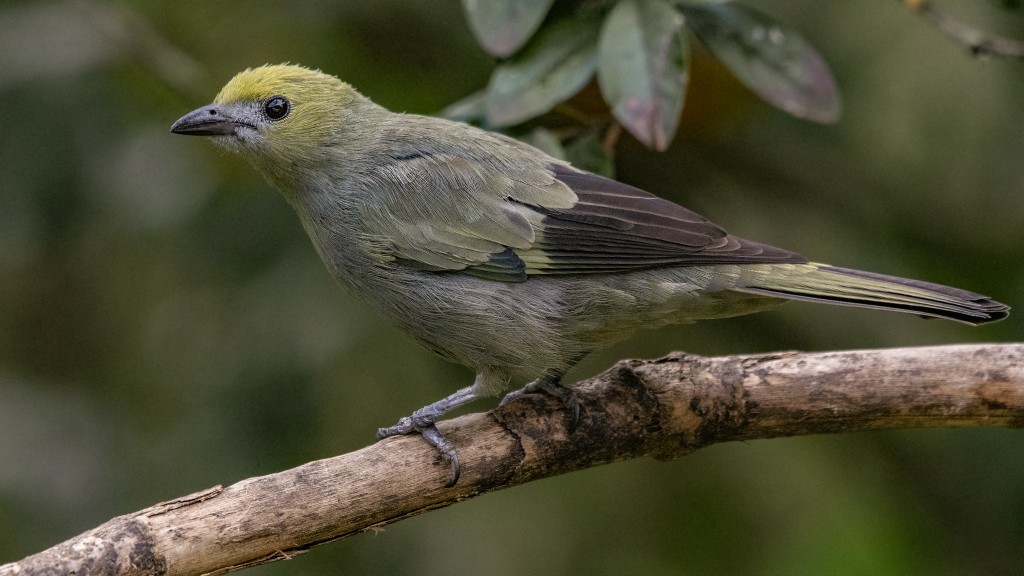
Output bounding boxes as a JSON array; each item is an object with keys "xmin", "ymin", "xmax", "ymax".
[{"xmin": 171, "ymin": 65, "xmax": 1008, "ymax": 485}]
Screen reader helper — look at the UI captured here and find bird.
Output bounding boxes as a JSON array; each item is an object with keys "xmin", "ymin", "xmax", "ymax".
[{"xmin": 171, "ymin": 64, "xmax": 1008, "ymax": 485}]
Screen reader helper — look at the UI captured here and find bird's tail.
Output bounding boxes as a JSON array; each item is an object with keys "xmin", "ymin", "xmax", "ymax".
[{"xmin": 735, "ymin": 263, "xmax": 1009, "ymax": 325}]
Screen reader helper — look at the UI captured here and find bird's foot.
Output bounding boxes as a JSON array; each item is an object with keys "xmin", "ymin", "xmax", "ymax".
[
  {"xmin": 500, "ymin": 377, "xmax": 581, "ymax": 432},
  {"xmin": 378, "ymin": 407, "xmax": 461, "ymax": 487}
]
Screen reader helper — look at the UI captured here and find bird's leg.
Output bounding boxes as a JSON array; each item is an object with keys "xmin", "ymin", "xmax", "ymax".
[
  {"xmin": 499, "ymin": 374, "xmax": 581, "ymax": 432},
  {"xmin": 377, "ymin": 385, "xmax": 480, "ymax": 487}
]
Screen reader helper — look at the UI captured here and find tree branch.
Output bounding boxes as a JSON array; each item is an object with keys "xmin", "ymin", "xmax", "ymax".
[
  {"xmin": 3, "ymin": 343, "xmax": 1022, "ymax": 576},
  {"xmin": 902, "ymin": 0, "xmax": 1024, "ymax": 58}
]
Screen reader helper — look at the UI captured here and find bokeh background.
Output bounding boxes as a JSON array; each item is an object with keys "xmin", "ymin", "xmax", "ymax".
[{"xmin": 1, "ymin": 1, "xmax": 1022, "ymax": 574}]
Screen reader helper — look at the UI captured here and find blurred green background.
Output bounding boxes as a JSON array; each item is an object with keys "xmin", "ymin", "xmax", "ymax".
[{"xmin": 1, "ymin": 1, "xmax": 1022, "ymax": 574}]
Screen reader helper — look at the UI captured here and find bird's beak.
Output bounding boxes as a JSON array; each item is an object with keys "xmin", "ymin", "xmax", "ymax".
[{"xmin": 170, "ymin": 104, "xmax": 243, "ymax": 136}]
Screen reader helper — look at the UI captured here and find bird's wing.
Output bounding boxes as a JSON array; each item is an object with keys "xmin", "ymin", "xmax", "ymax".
[
  {"xmin": 357, "ymin": 152, "xmax": 578, "ymax": 282},
  {"xmin": 519, "ymin": 165, "xmax": 806, "ymax": 274},
  {"xmin": 360, "ymin": 154, "xmax": 804, "ymax": 282}
]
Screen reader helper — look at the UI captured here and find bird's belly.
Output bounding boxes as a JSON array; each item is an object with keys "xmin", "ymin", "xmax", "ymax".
[
  {"xmin": 347, "ymin": 266, "xmax": 782, "ymax": 383},
  {"xmin": 333, "ymin": 268, "xmax": 563, "ymax": 383}
]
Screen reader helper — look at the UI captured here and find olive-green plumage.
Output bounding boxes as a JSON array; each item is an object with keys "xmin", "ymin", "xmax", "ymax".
[{"xmin": 172, "ymin": 64, "xmax": 1007, "ymax": 483}]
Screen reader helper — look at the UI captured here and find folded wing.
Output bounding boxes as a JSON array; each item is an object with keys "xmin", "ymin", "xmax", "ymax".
[{"xmin": 360, "ymin": 154, "xmax": 805, "ymax": 282}]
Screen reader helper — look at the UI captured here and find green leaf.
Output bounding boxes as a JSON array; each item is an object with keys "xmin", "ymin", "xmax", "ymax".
[
  {"xmin": 597, "ymin": 0, "xmax": 689, "ymax": 151},
  {"xmin": 521, "ymin": 127, "xmax": 568, "ymax": 160},
  {"xmin": 439, "ymin": 90, "xmax": 487, "ymax": 124},
  {"xmin": 566, "ymin": 128, "xmax": 615, "ymax": 178},
  {"xmin": 462, "ymin": 0, "xmax": 555, "ymax": 57},
  {"xmin": 486, "ymin": 15, "xmax": 601, "ymax": 127},
  {"xmin": 683, "ymin": 2, "xmax": 841, "ymax": 123}
]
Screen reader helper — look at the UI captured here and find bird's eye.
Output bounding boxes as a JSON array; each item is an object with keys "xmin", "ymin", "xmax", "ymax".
[{"xmin": 264, "ymin": 96, "xmax": 290, "ymax": 121}]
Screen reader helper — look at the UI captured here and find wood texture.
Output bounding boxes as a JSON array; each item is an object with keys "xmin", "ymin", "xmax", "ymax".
[{"xmin": 3, "ymin": 343, "xmax": 1022, "ymax": 576}]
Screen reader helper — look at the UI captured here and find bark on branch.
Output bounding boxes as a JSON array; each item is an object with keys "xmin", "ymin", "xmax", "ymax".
[{"xmin": 3, "ymin": 343, "xmax": 1022, "ymax": 576}]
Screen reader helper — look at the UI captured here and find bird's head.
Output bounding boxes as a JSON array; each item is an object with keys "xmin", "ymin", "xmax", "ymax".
[{"xmin": 172, "ymin": 64, "xmax": 372, "ymax": 188}]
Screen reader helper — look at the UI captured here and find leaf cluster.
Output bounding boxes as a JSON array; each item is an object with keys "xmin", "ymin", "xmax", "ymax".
[{"xmin": 456, "ymin": 0, "xmax": 841, "ymax": 162}]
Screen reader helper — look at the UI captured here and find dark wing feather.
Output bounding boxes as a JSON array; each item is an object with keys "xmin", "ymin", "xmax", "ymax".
[{"xmin": 514, "ymin": 165, "xmax": 806, "ymax": 275}]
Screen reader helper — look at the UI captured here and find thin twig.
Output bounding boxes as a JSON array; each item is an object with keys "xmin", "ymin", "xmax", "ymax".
[
  {"xmin": 903, "ymin": 0, "xmax": 1024, "ymax": 58},
  {"xmin": 602, "ymin": 121, "xmax": 623, "ymax": 158}
]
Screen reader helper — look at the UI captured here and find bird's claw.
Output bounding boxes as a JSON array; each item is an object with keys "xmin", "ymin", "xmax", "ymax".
[
  {"xmin": 419, "ymin": 424, "xmax": 460, "ymax": 487},
  {"xmin": 377, "ymin": 416, "xmax": 414, "ymax": 438},
  {"xmin": 378, "ymin": 415, "xmax": 460, "ymax": 487},
  {"xmin": 500, "ymin": 378, "xmax": 581, "ymax": 432},
  {"xmin": 497, "ymin": 388, "xmax": 525, "ymax": 408}
]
